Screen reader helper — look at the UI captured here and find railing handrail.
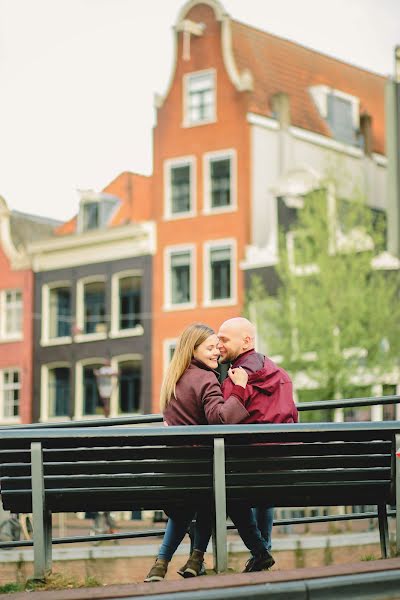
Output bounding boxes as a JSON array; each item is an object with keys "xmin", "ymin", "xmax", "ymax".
[{"xmin": 0, "ymin": 395, "xmax": 399, "ymax": 430}]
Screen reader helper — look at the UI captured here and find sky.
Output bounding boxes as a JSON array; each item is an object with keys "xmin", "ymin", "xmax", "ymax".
[{"xmin": 0, "ymin": 0, "xmax": 399, "ymax": 222}]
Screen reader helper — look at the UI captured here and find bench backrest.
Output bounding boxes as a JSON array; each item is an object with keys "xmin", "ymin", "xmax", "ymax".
[{"xmin": 0, "ymin": 422, "xmax": 398, "ymax": 513}]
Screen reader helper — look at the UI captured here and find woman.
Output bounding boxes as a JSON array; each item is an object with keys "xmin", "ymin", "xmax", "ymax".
[{"xmin": 144, "ymin": 323, "xmax": 271, "ymax": 582}]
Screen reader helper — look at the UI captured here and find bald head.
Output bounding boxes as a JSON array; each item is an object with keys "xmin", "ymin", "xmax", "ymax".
[{"xmin": 217, "ymin": 317, "xmax": 256, "ymax": 364}]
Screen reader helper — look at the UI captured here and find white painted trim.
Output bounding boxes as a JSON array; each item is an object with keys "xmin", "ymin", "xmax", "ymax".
[
  {"xmin": 163, "ymin": 338, "xmax": 178, "ymax": 376},
  {"xmin": 75, "ymin": 275, "xmax": 107, "ymax": 338},
  {"xmin": 40, "ymin": 361, "xmax": 71, "ymax": 422},
  {"xmin": 202, "ymin": 148, "xmax": 237, "ymax": 214},
  {"xmin": 163, "ymin": 243, "xmax": 196, "ymax": 311},
  {"xmin": 110, "ymin": 269, "xmax": 143, "ymax": 337},
  {"xmin": 202, "ymin": 238, "xmax": 237, "ymax": 307},
  {"xmin": 0, "ymin": 288, "xmax": 23, "ymax": 341},
  {"xmin": 290, "ymin": 125, "xmax": 363, "ymax": 157},
  {"xmin": 164, "ymin": 156, "xmax": 197, "ymax": 220},
  {"xmin": 372, "ymin": 153, "xmax": 387, "ymax": 166},
  {"xmin": 0, "ymin": 366, "xmax": 21, "ymax": 422},
  {"xmin": 110, "ymin": 354, "xmax": 143, "ymax": 417},
  {"xmin": 0, "ymin": 198, "xmax": 31, "ymax": 269},
  {"xmin": 182, "ymin": 69, "xmax": 217, "ymax": 128},
  {"xmin": 40, "ymin": 280, "xmax": 72, "ymax": 346},
  {"xmin": 247, "ymin": 113, "xmax": 280, "ymax": 130},
  {"xmin": 74, "ymin": 357, "xmax": 106, "ymax": 420},
  {"xmin": 176, "ymin": 0, "xmax": 228, "ymax": 23},
  {"xmin": 221, "ymin": 16, "xmax": 253, "ymax": 92}
]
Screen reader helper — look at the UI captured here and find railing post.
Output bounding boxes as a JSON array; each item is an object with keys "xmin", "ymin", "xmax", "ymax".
[
  {"xmin": 377, "ymin": 503, "xmax": 389, "ymax": 558},
  {"xmin": 31, "ymin": 442, "xmax": 52, "ymax": 579},
  {"xmin": 212, "ymin": 437, "xmax": 227, "ymax": 573},
  {"xmin": 396, "ymin": 434, "xmax": 400, "ymax": 555}
]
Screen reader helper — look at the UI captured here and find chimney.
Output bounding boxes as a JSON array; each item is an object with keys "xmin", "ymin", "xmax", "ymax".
[
  {"xmin": 359, "ymin": 112, "xmax": 373, "ymax": 156},
  {"xmin": 271, "ymin": 92, "xmax": 291, "ymax": 129}
]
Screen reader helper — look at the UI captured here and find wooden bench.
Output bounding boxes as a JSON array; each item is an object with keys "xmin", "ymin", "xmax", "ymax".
[{"xmin": 0, "ymin": 422, "xmax": 399, "ymax": 579}]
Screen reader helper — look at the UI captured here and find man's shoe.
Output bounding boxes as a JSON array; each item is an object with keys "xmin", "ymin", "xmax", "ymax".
[
  {"xmin": 177, "ymin": 549, "xmax": 205, "ymax": 578},
  {"xmin": 144, "ymin": 558, "xmax": 169, "ymax": 582},
  {"xmin": 243, "ymin": 550, "xmax": 275, "ymax": 572}
]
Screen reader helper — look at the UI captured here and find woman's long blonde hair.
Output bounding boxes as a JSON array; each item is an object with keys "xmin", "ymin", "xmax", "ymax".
[{"xmin": 160, "ymin": 323, "xmax": 215, "ymax": 410}]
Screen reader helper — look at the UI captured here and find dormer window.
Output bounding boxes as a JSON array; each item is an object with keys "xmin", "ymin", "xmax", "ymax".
[
  {"xmin": 309, "ymin": 85, "xmax": 359, "ymax": 146},
  {"xmin": 78, "ymin": 192, "xmax": 119, "ymax": 232},
  {"xmin": 326, "ymin": 94, "xmax": 356, "ymax": 145},
  {"xmin": 184, "ymin": 70, "xmax": 216, "ymax": 126}
]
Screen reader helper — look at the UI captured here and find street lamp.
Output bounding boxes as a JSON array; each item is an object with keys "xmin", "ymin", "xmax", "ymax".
[{"xmin": 93, "ymin": 364, "xmax": 119, "ymax": 418}]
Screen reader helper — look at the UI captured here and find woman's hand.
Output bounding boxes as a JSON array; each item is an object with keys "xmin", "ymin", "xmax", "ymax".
[{"xmin": 228, "ymin": 366, "xmax": 248, "ymax": 388}]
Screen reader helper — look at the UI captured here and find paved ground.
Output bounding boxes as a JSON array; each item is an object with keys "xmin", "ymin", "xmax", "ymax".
[{"xmin": 5, "ymin": 558, "xmax": 400, "ymax": 600}]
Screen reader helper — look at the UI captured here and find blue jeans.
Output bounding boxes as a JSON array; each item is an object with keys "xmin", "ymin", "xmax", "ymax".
[
  {"xmin": 189, "ymin": 503, "xmax": 269, "ymax": 558},
  {"xmin": 158, "ymin": 506, "xmax": 212, "ymax": 561},
  {"xmin": 253, "ymin": 506, "xmax": 274, "ymax": 551}
]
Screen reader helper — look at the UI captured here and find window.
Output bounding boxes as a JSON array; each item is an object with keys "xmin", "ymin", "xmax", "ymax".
[
  {"xmin": 49, "ymin": 286, "xmax": 71, "ymax": 338},
  {"xmin": 163, "ymin": 339, "xmax": 177, "ymax": 375},
  {"xmin": 0, "ymin": 290, "xmax": 22, "ymax": 339},
  {"xmin": 78, "ymin": 195, "xmax": 120, "ymax": 232},
  {"xmin": 83, "ymin": 281, "xmax": 106, "ymax": 334},
  {"xmin": 1, "ymin": 369, "xmax": 20, "ymax": 420},
  {"xmin": 164, "ymin": 157, "xmax": 195, "ymax": 218},
  {"xmin": 184, "ymin": 70, "xmax": 215, "ymax": 126},
  {"xmin": 83, "ymin": 363, "xmax": 103, "ymax": 416},
  {"xmin": 286, "ymin": 231, "xmax": 319, "ymax": 276},
  {"xmin": 167, "ymin": 248, "xmax": 194, "ymax": 307},
  {"xmin": 48, "ymin": 367, "xmax": 70, "ymax": 417},
  {"xmin": 327, "ymin": 94, "xmax": 356, "ymax": 146},
  {"xmin": 119, "ymin": 275, "xmax": 141, "ymax": 330},
  {"xmin": 204, "ymin": 150, "xmax": 236, "ymax": 213},
  {"xmin": 204, "ymin": 241, "xmax": 236, "ymax": 305},
  {"xmin": 118, "ymin": 359, "xmax": 142, "ymax": 413}
]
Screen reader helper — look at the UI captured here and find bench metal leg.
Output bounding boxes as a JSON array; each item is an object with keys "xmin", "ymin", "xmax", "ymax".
[
  {"xmin": 31, "ymin": 442, "xmax": 52, "ymax": 579},
  {"xmin": 396, "ymin": 434, "xmax": 400, "ymax": 555},
  {"xmin": 212, "ymin": 438, "xmax": 227, "ymax": 573},
  {"xmin": 378, "ymin": 503, "xmax": 389, "ymax": 558}
]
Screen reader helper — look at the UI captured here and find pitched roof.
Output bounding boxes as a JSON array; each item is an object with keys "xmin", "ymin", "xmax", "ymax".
[
  {"xmin": 231, "ymin": 20, "xmax": 386, "ymax": 154},
  {"xmin": 9, "ymin": 210, "xmax": 60, "ymax": 248},
  {"xmin": 55, "ymin": 171, "xmax": 152, "ymax": 236}
]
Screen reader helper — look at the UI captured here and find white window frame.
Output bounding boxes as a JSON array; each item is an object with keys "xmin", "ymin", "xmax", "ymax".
[
  {"xmin": 183, "ymin": 69, "xmax": 216, "ymax": 128},
  {"xmin": 164, "ymin": 156, "xmax": 196, "ymax": 220},
  {"xmin": 0, "ymin": 289, "xmax": 23, "ymax": 341},
  {"xmin": 75, "ymin": 276, "xmax": 108, "ymax": 343},
  {"xmin": 203, "ymin": 239, "xmax": 237, "ymax": 307},
  {"xmin": 164, "ymin": 244, "xmax": 196, "ymax": 311},
  {"xmin": 40, "ymin": 362, "xmax": 71, "ymax": 422},
  {"xmin": 41, "ymin": 281, "xmax": 73, "ymax": 346},
  {"xmin": 286, "ymin": 230, "xmax": 320, "ymax": 276},
  {"xmin": 0, "ymin": 367, "xmax": 21, "ymax": 423},
  {"xmin": 74, "ymin": 357, "xmax": 106, "ymax": 420},
  {"xmin": 110, "ymin": 270, "xmax": 144, "ymax": 338},
  {"xmin": 203, "ymin": 149, "xmax": 237, "ymax": 214},
  {"xmin": 163, "ymin": 338, "xmax": 178, "ymax": 376},
  {"xmin": 110, "ymin": 354, "xmax": 143, "ymax": 417}
]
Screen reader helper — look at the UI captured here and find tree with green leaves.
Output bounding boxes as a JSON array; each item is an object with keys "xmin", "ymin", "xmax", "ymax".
[{"xmin": 246, "ymin": 185, "xmax": 400, "ymax": 415}]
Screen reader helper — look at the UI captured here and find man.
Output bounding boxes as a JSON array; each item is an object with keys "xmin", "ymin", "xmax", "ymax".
[{"xmin": 218, "ymin": 316, "xmax": 298, "ymax": 571}]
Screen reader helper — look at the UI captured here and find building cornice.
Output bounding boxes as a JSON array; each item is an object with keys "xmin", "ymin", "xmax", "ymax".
[{"xmin": 0, "ymin": 197, "xmax": 31, "ymax": 270}]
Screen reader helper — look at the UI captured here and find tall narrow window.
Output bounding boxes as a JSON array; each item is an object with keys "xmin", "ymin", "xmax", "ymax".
[
  {"xmin": 82, "ymin": 203, "xmax": 99, "ymax": 230},
  {"xmin": 118, "ymin": 359, "xmax": 142, "ymax": 413},
  {"xmin": 210, "ymin": 157, "xmax": 231, "ymax": 208},
  {"xmin": 2, "ymin": 369, "xmax": 20, "ymax": 418},
  {"xmin": 83, "ymin": 364, "xmax": 103, "ymax": 416},
  {"xmin": 119, "ymin": 275, "xmax": 141, "ymax": 330},
  {"xmin": 84, "ymin": 282, "xmax": 106, "ymax": 334},
  {"xmin": 49, "ymin": 287, "xmax": 71, "ymax": 338},
  {"xmin": 170, "ymin": 250, "xmax": 192, "ymax": 305},
  {"xmin": 210, "ymin": 246, "xmax": 231, "ymax": 300},
  {"xmin": 2, "ymin": 290, "xmax": 22, "ymax": 338},
  {"xmin": 48, "ymin": 367, "xmax": 70, "ymax": 417},
  {"xmin": 327, "ymin": 94, "xmax": 355, "ymax": 145},
  {"xmin": 185, "ymin": 71, "xmax": 215, "ymax": 125}
]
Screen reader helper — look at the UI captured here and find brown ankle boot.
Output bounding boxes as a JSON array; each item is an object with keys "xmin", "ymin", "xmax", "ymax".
[
  {"xmin": 144, "ymin": 558, "xmax": 169, "ymax": 582},
  {"xmin": 178, "ymin": 549, "xmax": 205, "ymax": 578}
]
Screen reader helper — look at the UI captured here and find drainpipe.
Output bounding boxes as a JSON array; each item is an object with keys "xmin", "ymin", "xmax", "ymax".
[{"xmin": 385, "ymin": 46, "xmax": 400, "ymax": 258}]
